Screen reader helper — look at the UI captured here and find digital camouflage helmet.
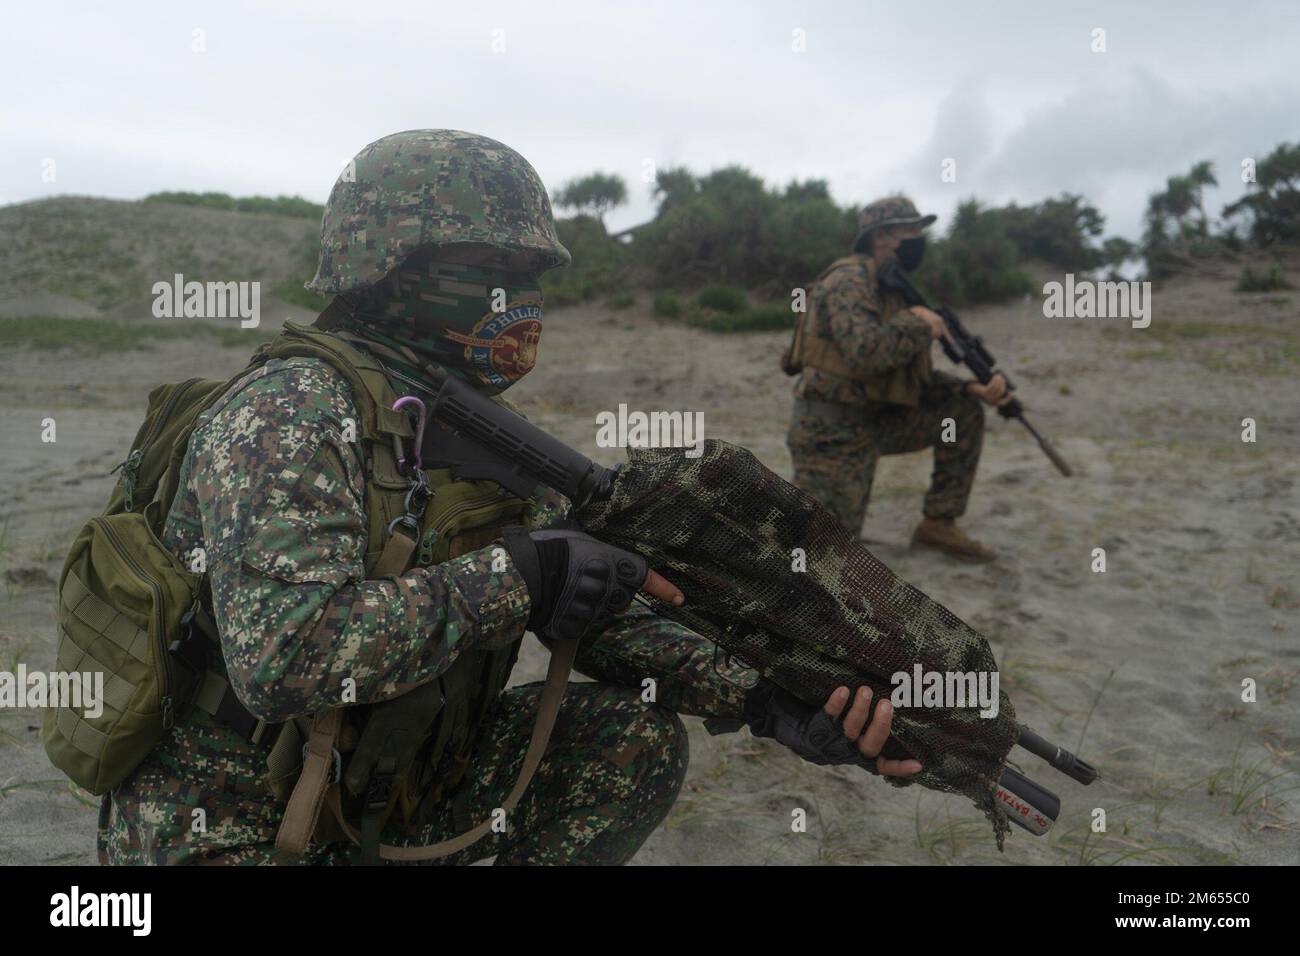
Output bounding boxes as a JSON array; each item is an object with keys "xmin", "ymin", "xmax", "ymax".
[{"xmin": 307, "ymin": 129, "xmax": 571, "ymax": 295}]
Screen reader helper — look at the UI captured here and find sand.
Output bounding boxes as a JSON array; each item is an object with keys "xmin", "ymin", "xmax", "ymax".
[{"xmin": 2, "ymin": 270, "xmax": 1298, "ymax": 865}]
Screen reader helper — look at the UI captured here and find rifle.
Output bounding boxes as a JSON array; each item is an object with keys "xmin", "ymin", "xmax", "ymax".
[
  {"xmin": 411, "ymin": 370, "xmax": 1097, "ymax": 835},
  {"xmin": 878, "ymin": 261, "xmax": 1072, "ymax": 477}
]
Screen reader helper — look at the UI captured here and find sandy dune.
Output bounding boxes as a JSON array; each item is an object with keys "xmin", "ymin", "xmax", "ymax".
[{"xmin": 2, "ymin": 269, "xmax": 1297, "ymax": 865}]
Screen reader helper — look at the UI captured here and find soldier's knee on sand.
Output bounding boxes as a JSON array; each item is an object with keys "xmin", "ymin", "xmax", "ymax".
[{"xmin": 950, "ymin": 391, "xmax": 985, "ymax": 440}]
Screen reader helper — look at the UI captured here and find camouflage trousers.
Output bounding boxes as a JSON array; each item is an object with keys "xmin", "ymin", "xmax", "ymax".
[
  {"xmin": 394, "ymin": 680, "xmax": 688, "ymax": 865},
  {"xmin": 101, "ymin": 681, "xmax": 689, "ymax": 866},
  {"xmin": 786, "ymin": 385, "xmax": 984, "ymax": 533}
]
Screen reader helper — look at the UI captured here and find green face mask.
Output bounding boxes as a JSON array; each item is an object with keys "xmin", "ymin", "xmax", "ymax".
[{"xmin": 336, "ymin": 251, "xmax": 543, "ymax": 394}]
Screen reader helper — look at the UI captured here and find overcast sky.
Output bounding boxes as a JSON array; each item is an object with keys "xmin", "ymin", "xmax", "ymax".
[{"xmin": 4, "ymin": 0, "xmax": 1298, "ymax": 241}]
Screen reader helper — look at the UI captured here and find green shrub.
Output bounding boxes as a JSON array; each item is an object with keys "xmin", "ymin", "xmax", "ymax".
[
  {"xmin": 996, "ymin": 194, "xmax": 1105, "ymax": 271},
  {"xmin": 543, "ymin": 278, "xmax": 594, "ymax": 307},
  {"xmin": 1222, "ymin": 142, "xmax": 1300, "ymax": 246},
  {"xmin": 685, "ymin": 303, "xmax": 793, "ymax": 333},
  {"xmin": 630, "ymin": 164, "xmax": 1118, "ymax": 307},
  {"xmin": 652, "ymin": 292, "xmax": 681, "ymax": 317},
  {"xmin": 542, "ymin": 214, "xmax": 630, "ymax": 306},
  {"xmin": 271, "ymin": 279, "xmax": 331, "ymax": 312},
  {"xmin": 638, "ymin": 167, "xmax": 854, "ymax": 290},
  {"xmin": 740, "ymin": 305, "xmax": 797, "ymax": 331},
  {"xmin": 913, "ymin": 200, "xmax": 1034, "ymax": 307},
  {"xmin": 642, "ymin": 194, "xmax": 736, "ymax": 286},
  {"xmin": 0, "ymin": 316, "xmax": 271, "ymax": 352},
  {"xmin": 144, "ymin": 191, "xmax": 323, "ymax": 220},
  {"xmin": 1236, "ymin": 264, "xmax": 1292, "ymax": 292},
  {"xmin": 695, "ymin": 285, "xmax": 748, "ymax": 313},
  {"xmin": 764, "ymin": 197, "xmax": 857, "ymax": 291},
  {"xmin": 641, "ymin": 167, "xmax": 772, "ymax": 287},
  {"xmin": 0, "ymin": 316, "xmax": 173, "ymax": 351},
  {"xmin": 607, "ymin": 291, "xmax": 635, "ymax": 309}
]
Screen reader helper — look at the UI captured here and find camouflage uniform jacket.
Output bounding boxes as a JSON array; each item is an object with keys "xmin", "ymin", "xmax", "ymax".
[
  {"xmin": 794, "ymin": 254, "xmax": 963, "ymax": 407},
  {"xmin": 98, "ymin": 355, "xmax": 751, "ymax": 863}
]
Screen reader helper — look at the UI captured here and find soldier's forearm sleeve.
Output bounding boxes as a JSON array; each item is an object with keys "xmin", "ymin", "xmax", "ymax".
[
  {"xmin": 520, "ymin": 436, "xmax": 755, "ymax": 717},
  {"xmin": 524, "ymin": 484, "xmax": 571, "ymax": 530},
  {"xmin": 929, "ymin": 368, "xmax": 967, "ymax": 393},
  {"xmin": 190, "ymin": 361, "xmax": 531, "ymax": 723},
  {"xmin": 821, "ymin": 270, "xmax": 932, "ymax": 377},
  {"xmin": 559, "ymin": 603, "xmax": 756, "ymax": 718},
  {"xmin": 212, "ymin": 545, "xmax": 531, "ymax": 723}
]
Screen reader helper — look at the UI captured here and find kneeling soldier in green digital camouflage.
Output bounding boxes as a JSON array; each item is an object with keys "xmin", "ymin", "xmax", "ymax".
[
  {"xmin": 784, "ymin": 196, "xmax": 1010, "ymax": 562},
  {"xmin": 99, "ymin": 130, "xmax": 920, "ymax": 866}
]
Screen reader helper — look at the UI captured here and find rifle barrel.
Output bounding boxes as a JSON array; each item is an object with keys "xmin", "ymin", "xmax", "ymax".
[
  {"xmin": 1010, "ymin": 413, "xmax": 1073, "ymax": 477},
  {"xmin": 1017, "ymin": 726, "xmax": 1097, "ymax": 784}
]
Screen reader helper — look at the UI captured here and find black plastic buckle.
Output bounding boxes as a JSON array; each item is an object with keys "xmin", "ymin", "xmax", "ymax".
[
  {"xmin": 365, "ymin": 772, "xmax": 395, "ymax": 812},
  {"xmin": 168, "ymin": 608, "xmax": 208, "ymax": 675}
]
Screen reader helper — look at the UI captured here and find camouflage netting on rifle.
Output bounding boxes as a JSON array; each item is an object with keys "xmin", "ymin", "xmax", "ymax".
[{"xmin": 576, "ymin": 439, "xmax": 1018, "ymax": 845}]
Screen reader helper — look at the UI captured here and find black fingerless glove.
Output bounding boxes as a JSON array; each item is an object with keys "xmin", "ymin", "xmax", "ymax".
[
  {"xmin": 501, "ymin": 527, "xmax": 647, "ymax": 642},
  {"xmin": 742, "ymin": 680, "xmax": 881, "ymax": 774}
]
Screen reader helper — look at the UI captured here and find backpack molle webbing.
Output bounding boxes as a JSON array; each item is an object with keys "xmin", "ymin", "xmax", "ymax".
[{"xmin": 43, "ymin": 363, "xmax": 270, "ymax": 796}]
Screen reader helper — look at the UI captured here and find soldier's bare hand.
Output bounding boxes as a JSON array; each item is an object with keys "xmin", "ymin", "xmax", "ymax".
[
  {"xmin": 826, "ymin": 686, "xmax": 923, "ymax": 778},
  {"xmin": 641, "ymin": 568, "xmax": 684, "ymax": 606},
  {"xmin": 909, "ymin": 306, "xmax": 950, "ymax": 343},
  {"xmin": 967, "ymin": 373, "xmax": 1011, "ymax": 406}
]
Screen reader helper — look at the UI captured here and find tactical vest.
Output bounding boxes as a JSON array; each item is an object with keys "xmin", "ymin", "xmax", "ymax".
[
  {"xmin": 45, "ymin": 321, "xmax": 535, "ymax": 860},
  {"xmin": 254, "ymin": 325, "xmax": 531, "ymax": 830},
  {"xmin": 781, "ymin": 255, "xmax": 931, "ymax": 407}
]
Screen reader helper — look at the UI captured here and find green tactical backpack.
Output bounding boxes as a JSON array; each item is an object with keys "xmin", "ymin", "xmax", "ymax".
[
  {"xmin": 43, "ymin": 376, "xmax": 242, "ymax": 794},
  {"xmin": 42, "ymin": 325, "xmax": 436, "ymax": 797}
]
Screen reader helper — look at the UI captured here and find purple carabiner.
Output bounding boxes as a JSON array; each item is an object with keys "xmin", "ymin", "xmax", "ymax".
[{"xmin": 392, "ymin": 395, "xmax": 428, "ymax": 473}]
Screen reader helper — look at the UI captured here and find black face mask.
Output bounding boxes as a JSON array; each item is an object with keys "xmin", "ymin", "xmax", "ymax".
[{"xmin": 896, "ymin": 236, "xmax": 927, "ymax": 272}]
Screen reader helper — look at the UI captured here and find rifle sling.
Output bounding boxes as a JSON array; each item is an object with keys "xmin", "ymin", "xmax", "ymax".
[{"xmin": 324, "ymin": 636, "xmax": 577, "ymax": 862}]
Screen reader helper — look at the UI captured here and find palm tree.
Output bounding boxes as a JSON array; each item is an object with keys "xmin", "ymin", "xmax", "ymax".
[
  {"xmin": 553, "ymin": 173, "xmax": 628, "ymax": 228},
  {"xmin": 1186, "ymin": 160, "xmax": 1218, "ymax": 236}
]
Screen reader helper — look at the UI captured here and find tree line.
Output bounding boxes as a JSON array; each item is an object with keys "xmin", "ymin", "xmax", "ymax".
[
  {"xmin": 142, "ymin": 140, "xmax": 1299, "ymax": 311},
  {"xmin": 550, "ymin": 140, "xmax": 1299, "ymax": 306}
]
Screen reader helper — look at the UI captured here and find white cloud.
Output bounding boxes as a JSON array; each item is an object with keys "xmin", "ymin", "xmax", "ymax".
[
  {"xmin": 881, "ymin": 69, "xmax": 1299, "ymax": 239},
  {"xmin": 2, "ymin": 0, "xmax": 1298, "ymax": 242}
]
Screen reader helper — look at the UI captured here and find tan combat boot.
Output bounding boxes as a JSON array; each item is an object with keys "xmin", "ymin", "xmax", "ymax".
[{"xmin": 910, "ymin": 518, "xmax": 997, "ymax": 563}]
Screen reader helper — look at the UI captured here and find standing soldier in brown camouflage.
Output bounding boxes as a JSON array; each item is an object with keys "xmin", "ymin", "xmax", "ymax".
[{"xmin": 784, "ymin": 196, "xmax": 1011, "ymax": 562}]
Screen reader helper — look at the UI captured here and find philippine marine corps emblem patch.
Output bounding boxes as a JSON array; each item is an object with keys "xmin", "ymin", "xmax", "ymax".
[{"xmin": 445, "ymin": 303, "xmax": 543, "ymax": 389}]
